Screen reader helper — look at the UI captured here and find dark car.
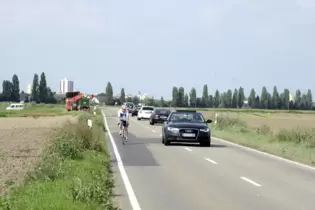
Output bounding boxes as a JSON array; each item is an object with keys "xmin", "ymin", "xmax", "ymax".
[
  {"xmin": 125, "ymin": 102, "xmax": 135, "ymax": 113},
  {"xmin": 131, "ymin": 105, "xmax": 141, "ymax": 116},
  {"xmin": 149, "ymin": 108, "xmax": 171, "ymax": 125},
  {"xmin": 162, "ymin": 110, "xmax": 212, "ymax": 147}
]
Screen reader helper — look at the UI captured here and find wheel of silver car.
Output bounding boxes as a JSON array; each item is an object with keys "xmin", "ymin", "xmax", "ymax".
[
  {"xmin": 137, "ymin": 117, "xmax": 141, "ymax": 121},
  {"xmin": 150, "ymin": 120, "xmax": 154, "ymax": 125}
]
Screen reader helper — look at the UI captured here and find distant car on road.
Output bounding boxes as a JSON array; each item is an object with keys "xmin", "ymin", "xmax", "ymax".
[
  {"xmin": 149, "ymin": 108, "xmax": 171, "ymax": 125},
  {"xmin": 137, "ymin": 106, "xmax": 154, "ymax": 120},
  {"xmin": 131, "ymin": 105, "xmax": 141, "ymax": 116},
  {"xmin": 162, "ymin": 110, "xmax": 212, "ymax": 147},
  {"xmin": 6, "ymin": 103, "xmax": 24, "ymax": 111},
  {"xmin": 124, "ymin": 102, "xmax": 135, "ymax": 113}
]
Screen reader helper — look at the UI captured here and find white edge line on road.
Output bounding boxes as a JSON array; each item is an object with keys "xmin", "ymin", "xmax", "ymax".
[
  {"xmin": 213, "ymin": 136, "xmax": 315, "ymax": 171},
  {"xmin": 185, "ymin": 147, "xmax": 192, "ymax": 151},
  {"xmin": 240, "ymin": 176, "xmax": 262, "ymax": 187},
  {"xmin": 204, "ymin": 158, "xmax": 218, "ymax": 164},
  {"xmin": 102, "ymin": 111, "xmax": 141, "ymax": 210}
]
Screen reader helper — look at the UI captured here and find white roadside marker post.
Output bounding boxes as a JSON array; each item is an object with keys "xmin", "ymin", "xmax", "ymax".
[{"xmin": 88, "ymin": 119, "xmax": 92, "ymax": 129}]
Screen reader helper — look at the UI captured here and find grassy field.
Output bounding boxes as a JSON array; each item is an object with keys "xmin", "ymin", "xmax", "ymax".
[
  {"xmin": 0, "ymin": 111, "xmax": 118, "ymax": 210},
  {"xmin": 0, "ymin": 102, "xmax": 76, "ymax": 117},
  {"xmin": 206, "ymin": 111, "xmax": 315, "ymax": 166}
]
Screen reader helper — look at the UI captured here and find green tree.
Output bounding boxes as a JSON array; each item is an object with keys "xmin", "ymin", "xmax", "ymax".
[
  {"xmin": 2, "ymin": 80, "xmax": 13, "ymax": 101},
  {"xmin": 255, "ymin": 95, "xmax": 260, "ymax": 108},
  {"xmin": 208, "ymin": 95, "xmax": 214, "ymax": 108},
  {"xmin": 11, "ymin": 74, "xmax": 20, "ymax": 102},
  {"xmin": 31, "ymin": 74, "xmax": 39, "ymax": 102},
  {"xmin": 226, "ymin": 89, "xmax": 232, "ymax": 108},
  {"xmin": 272, "ymin": 86, "xmax": 280, "ymax": 109},
  {"xmin": 172, "ymin": 87, "xmax": 179, "ymax": 107},
  {"xmin": 189, "ymin": 88, "xmax": 197, "ymax": 107},
  {"xmin": 105, "ymin": 82, "xmax": 114, "ymax": 105},
  {"xmin": 132, "ymin": 96, "xmax": 140, "ymax": 105},
  {"xmin": 306, "ymin": 89, "xmax": 313, "ymax": 110},
  {"xmin": 248, "ymin": 88, "xmax": 256, "ymax": 108},
  {"xmin": 160, "ymin": 96, "xmax": 166, "ymax": 107},
  {"xmin": 214, "ymin": 90, "xmax": 220, "ymax": 108},
  {"xmin": 260, "ymin": 86, "xmax": 268, "ymax": 109},
  {"xmin": 184, "ymin": 94, "xmax": 189, "ymax": 107},
  {"xmin": 120, "ymin": 88, "xmax": 126, "ymax": 103},
  {"xmin": 178, "ymin": 87, "xmax": 185, "ymax": 107},
  {"xmin": 39, "ymin": 72, "xmax": 48, "ymax": 103},
  {"xmin": 295, "ymin": 89, "xmax": 301, "ymax": 109},
  {"xmin": 201, "ymin": 85, "xmax": 209, "ymax": 107},
  {"xmin": 237, "ymin": 87, "xmax": 245, "ymax": 108},
  {"xmin": 231, "ymin": 89, "xmax": 238, "ymax": 108},
  {"xmin": 282, "ymin": 89, "xmax": 290, "ymax": 109},
  {"xmin": 46, "ymin": 87, "xmax": 57, "ymax": 103}
]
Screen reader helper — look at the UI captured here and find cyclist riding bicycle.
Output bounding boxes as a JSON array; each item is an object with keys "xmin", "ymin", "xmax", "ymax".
[{"xmin": 117, "ymin": 105, "xmax": 129, "ymax": 140}]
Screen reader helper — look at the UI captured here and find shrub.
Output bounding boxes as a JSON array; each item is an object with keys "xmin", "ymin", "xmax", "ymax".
[
  {"xmin": 256, "ymin": 124, "xmax": 273, "ymax": 135},
  {"xmin": 276, "ymin": 128, "xmax": 315, "ymax": 148},
  {"xmin": 215, "ymin": 116, "xmax": 247, "ymax": 130}
]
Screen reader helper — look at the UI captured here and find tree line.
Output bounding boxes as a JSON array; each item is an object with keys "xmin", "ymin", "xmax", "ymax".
[
  {"xmin": 171, "ymin": 85, "xmax": 313, "ymax": 110},
  {"xmin": 0, "ymin": 73, "xmax": 57, "ymax": 103},
  {"xmin": 104, "ymin": 82, "xmax": 314, "ymax": 110}
]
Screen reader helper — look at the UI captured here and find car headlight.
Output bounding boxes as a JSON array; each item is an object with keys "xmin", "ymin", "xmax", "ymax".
[
  {"xmin": 167, "ymin": 127, "xmax": 179, "ymax": 132},
  {"xmin": 200, "ymin": 128, "xmax": 210, "ymax": 132}
]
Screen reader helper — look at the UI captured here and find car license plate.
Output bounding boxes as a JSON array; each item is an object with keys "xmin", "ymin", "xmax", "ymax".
[
  {"xmin": 182, "ymin": 133, "xmax": 195, "ymax": 137},
  {"xmin": 161, "ymin": 116, "xmax": 166, "ymax": 118},
  {"xmin": 146, "ymin": 112, "xmax": 151, "ymax": 114}
]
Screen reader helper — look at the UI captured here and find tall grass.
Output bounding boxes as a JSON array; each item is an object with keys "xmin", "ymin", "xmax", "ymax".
[
  {"xmin": 0, "ymin": 111, "xmax": 118, "ymax": 210},
  {"xmin": 212, "ymin": 116, "xmax": 315, "ymax": 165}
]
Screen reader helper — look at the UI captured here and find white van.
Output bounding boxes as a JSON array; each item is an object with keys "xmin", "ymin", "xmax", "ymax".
[{"xmin": 6, "ymin": 103, "xmax": 24, "ymax": 110}]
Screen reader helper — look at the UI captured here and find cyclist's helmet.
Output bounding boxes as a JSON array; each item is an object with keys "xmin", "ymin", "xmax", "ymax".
[{"xmin": 122, "ymin": 105, "xmax": 127, "ymax": 111}]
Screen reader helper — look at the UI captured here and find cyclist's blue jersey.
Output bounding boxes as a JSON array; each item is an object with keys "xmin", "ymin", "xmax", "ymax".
[{"xmin": 119, "ymin": 112, "xmax": 127, "ymax": 121}]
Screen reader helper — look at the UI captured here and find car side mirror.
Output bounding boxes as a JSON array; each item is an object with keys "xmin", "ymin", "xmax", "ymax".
[{"xmin": 206, "ymin": 119, "xmax": 212, "ymax": 123}]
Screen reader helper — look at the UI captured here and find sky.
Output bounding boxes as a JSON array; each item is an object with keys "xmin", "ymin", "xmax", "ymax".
[{"xmin": 1, "ymin": 0, "xmax": 315, "ymax": 100}]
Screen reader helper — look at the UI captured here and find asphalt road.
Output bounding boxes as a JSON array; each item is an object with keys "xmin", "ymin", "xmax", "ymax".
[{"xmin": 102, "ymin": 107, "xmax": 315, "ymax": 210}]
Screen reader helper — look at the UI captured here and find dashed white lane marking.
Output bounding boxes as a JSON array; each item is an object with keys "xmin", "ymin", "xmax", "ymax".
[
  {"xmin": 185, "ymin": 147, "xmax": 192, "ymax": 152},
  {"xmin": 102, "ymin": 111, "xmax": 142, "ymax": 210},
  {"xmin": 152, "ymin": 130, "xmax": 156, "ymax": 132},
  {"xmin": 204, "ymin": 158, "xmax": 218, "ymax": 164},
  {"xmin": 240, "ymin": 176, "xmax": 262, "ymax": 187}
]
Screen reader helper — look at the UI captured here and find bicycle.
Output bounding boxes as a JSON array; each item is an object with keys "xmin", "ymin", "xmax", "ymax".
[{"xmin": 121, "ymin": 121, "xmax": 128, "ymax": 145}]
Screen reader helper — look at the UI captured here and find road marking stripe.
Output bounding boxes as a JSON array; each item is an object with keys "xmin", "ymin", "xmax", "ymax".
[
  {"xmin": 152, "ymin": 130, "xmax": 156, "ymax": 132},
  {"xmin": 102, "ymin": 111, "xmax": 141, "ymax": 210},
  {"xmin": 213, "ymin": 137, "xmax": 315, "ymax": 171},
  {"xmin": 204, "ymin": 158, "xmax": 218, "ymax": 164},
  {"xmin": 240, "ymin": 176, "xmax": 262, "ymax": 187},
  {"xmin": 185, "ymin": 147, "xmax": 192, "ymax": 151}
]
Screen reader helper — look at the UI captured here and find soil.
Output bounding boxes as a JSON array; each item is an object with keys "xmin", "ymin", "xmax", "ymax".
[{"xmin": 0, "ymin": 116, "xmax": 76, "ymax": 195}]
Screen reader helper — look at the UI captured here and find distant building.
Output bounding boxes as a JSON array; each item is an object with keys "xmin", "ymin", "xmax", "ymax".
[
  {"xmin": 27, "ymin": 84, "xmax": 32, "ymax": 94},
  {"xmin": 138, "ymin": 93, "xmax": 148, "ymax": 101},
  {"xmin": 59, "ymin": 78, "xmax": 74, "ymax": 94}
]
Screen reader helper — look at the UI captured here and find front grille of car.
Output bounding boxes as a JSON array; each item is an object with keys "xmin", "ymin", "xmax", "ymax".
[{"xmin": 179, "ymin": 128, "xmax": 199, "ymax": 140}]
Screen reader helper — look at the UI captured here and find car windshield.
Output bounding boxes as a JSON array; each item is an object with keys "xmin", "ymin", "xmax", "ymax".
[
  {"xmin": 169, "ymin": 112, "xmax": 205, "ymax": 123},
  {"xmin": 142, "ymin": 107, "xmax": 154, "ymax": 111},
  {"xmin": 155, "ymin": 109, "xmax": 170, "ymax": 115},
  {"xmin": 125, "ymin": 102, "xmax": 134, "ymax": 109}
]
